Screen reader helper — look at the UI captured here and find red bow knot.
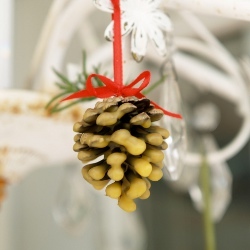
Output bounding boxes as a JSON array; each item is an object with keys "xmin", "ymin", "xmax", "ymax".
[{"xmin": 62, "ymin": 70, "xmax": 182, "ymax": 119}]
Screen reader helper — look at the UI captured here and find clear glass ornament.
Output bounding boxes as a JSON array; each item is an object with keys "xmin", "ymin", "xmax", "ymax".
[
  {"xmin": 189, "ymin": 135, "xmax": 232, "ymax": 222},
  {"xmin": 98, "ymin": 196, "xmax": 147, "ymax": 250},
  {"xmin": 53, "ymin": 164, "xmax": 93, "ymax": 234},
  {"xmin": 119, "ymin": 211, "xmax": 146, "ymax": 250},
  {"xmin": 159, "ymin": 60, "xmax": 187, "ymax": 180}
]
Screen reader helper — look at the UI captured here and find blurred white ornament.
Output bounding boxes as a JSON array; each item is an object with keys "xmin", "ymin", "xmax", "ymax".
[
  {"xmin": 94, "ymin": 0, "xmax": 172, "ymax": 61},
  {"xmin": 189, "ymin": 135, "xmax": 232, "ymax": 222},
  {"xmin": 192, "ymin": 102, "xmax": 220, "ymax": 132},
  {"xmin": 53, "ymin": 164, "xmax": 93, "ymax": 234},
  {"xmin": 159, "ymin": 61, "xmax": 187, "ymax": 180},
  {"xmin": 167, "ymin": 159, "xmax": 199, "ymax": 192}
]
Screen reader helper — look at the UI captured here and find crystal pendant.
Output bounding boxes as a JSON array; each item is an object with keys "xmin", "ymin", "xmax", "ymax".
[
  {"xmin": 53, "ymin": 164, "xmax": 93, "ymax": 234},
  {"xmin": 189, "ymin": 135, "xmax": 232, "ymax": 222},
  {"xmin": 98, "ymin": 196, "xmax": 146, "ymax": 250},
  {"xmin": 158, "ymin": 62, "xmax": 187, "ymax": 180}
]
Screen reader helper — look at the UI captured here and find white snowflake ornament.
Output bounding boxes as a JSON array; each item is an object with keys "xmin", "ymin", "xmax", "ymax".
[{"xmin": 94, "ymin": 0, "xmax": 172, "ymax": 62}]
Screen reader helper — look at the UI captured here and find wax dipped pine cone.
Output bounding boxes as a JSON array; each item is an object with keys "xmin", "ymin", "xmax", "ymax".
[{"xmin": 73, "ymin": 97, "xmax": 169, "ymax": 212}]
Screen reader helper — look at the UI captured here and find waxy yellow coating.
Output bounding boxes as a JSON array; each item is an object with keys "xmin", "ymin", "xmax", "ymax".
[
  {"xmin": 144, "ymin": 133, "xmax": 163, "ymax": 146},
  {"xmin": 73, "ymin": 142, "xmax": 87, "ymax": 151},
  {"xmin": 125, "ymin": 173, "xmax": 147, "ymax": 199},
  {"xmin": 127, "ymin": 156, "xmax": 152, "ymax": 177},
  {"xmin": 143, "ymin": 177, "xmax": 152, "ymax": 189},
  {"xmin": 130, "ymin": 112, "xmax": 151, "ymax": 128},
  {"xmin": 159, "ymin": 141, "xmax": 168, "ymax": 150},
  {"xmin": 73, "ymin": 122, "xmax": 85, "ymax": 133},
  {"xmin": 147, "ymin": 109, "xmax": 164, "ymax": 122},
  {"xmin": 81, "ymin": 164, "xmax": 94, "ymax": 182},
  {"xmin": 107, "ymin": 152, "xmax": 127, "ymax": 181},
  {"xmin": 118, "ymin": 193, "xmax": 136, "ymax": 212},
  {"xmin": 83, "ymin": 108, "xmax": 99, "ymax": 123},
  {"xmin": 96, "ymin": 103, "xmax": 136, "ymax": 126},
  {"xmin": 81, "ymin": 163, "xmax": 110, "ymax": 190},
  {"xmin": 88, "ymin": 163, "xmax": 109, "ymax": 180},
  {"xmin": 146, "ymin": 126, "xmax": 170, "ymax": 139},
  {"xmin": 80, "ymin": 133, "xmax": 111, "ymax": 148},
  {"xmin": 107, "ymin": 152, "xmax": 127, "ymax": 164},
  {"xmin": 152, "ymin": 162, "xmax": 164, "ymax": 169},
  {"xmin": 74, "ymin": 133, "xmax": 81, "ymax": 142},
  {"xmin": 78, "ymin": 148, "xmax": 105, "ymax": 162},
  {"xmin": 106, "ymin": 182, "xmax": 122, "ymax": 199},
  {"xmin": 139, "ymin": 189, "xmax": 150, "ymax": 199},
  {"xmin": 148, "ymin": 165, "xmax": 163, "ymax": 181},
  {"xmin": 73, "ymin": 121, "xmax": 92, "ymax": 132},
  {"xmin": 107, "ymin": 168, "xmax": 124, "ymax": 181},
  {"xmin": 143, "ymin": 148, "xmax": 164, "ymax": 163},
  {"xmin": 91, "ymin": 180, "xmax": 110, "ymax": 190},
  {"xmin": 111, "ymin": 129, "xmax": 146, "ymax": 155}
]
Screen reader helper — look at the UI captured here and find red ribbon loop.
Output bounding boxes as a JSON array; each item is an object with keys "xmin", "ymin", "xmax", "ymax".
[{"xmin": 62, "ymin": 71, "xmax": 182, "ymax": 119}]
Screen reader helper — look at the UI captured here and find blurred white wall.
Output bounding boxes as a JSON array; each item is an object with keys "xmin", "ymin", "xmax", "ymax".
[{"xmin": 13, "ymin": 0, "xmax": 52, "ymax": 88}]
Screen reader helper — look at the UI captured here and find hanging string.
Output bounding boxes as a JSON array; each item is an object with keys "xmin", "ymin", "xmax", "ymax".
[{"xmin": 111, "ymin": 0, "xmax": 123, "ymax": 90}]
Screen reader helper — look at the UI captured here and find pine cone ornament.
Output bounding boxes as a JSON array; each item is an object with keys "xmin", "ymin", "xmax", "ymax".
[{"xmin": 73, "ymin": 97, "xmax": 169, "ymax": 212}]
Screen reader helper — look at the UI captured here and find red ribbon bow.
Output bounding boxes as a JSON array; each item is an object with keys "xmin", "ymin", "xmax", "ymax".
[{"xmin": 62, "ymin": 71, "xmax": 182, "ymax": 119}]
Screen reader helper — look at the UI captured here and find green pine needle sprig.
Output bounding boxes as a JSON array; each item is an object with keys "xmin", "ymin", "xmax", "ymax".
[{"xmin": 45, "ymin": 51, "xmax": 103, "ymax": 113}]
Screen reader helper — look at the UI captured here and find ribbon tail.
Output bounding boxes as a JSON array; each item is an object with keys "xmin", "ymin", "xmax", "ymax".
[
  {"xmin": 136, "ymin": 93, "xmax": 182, "ymax": 119},
  {"xmin": 61, "ymin": 89, "xmax": 94, "ymax": 102},
  {"xmin": 151, "ymin": 100, "xmax": 183, "ymax": 119}
]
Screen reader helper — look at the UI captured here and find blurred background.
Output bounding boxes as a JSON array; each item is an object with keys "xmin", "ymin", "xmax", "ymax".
[{"xmin": 0, "ymin": 0, "xmax": 250, "ymax": 250}]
